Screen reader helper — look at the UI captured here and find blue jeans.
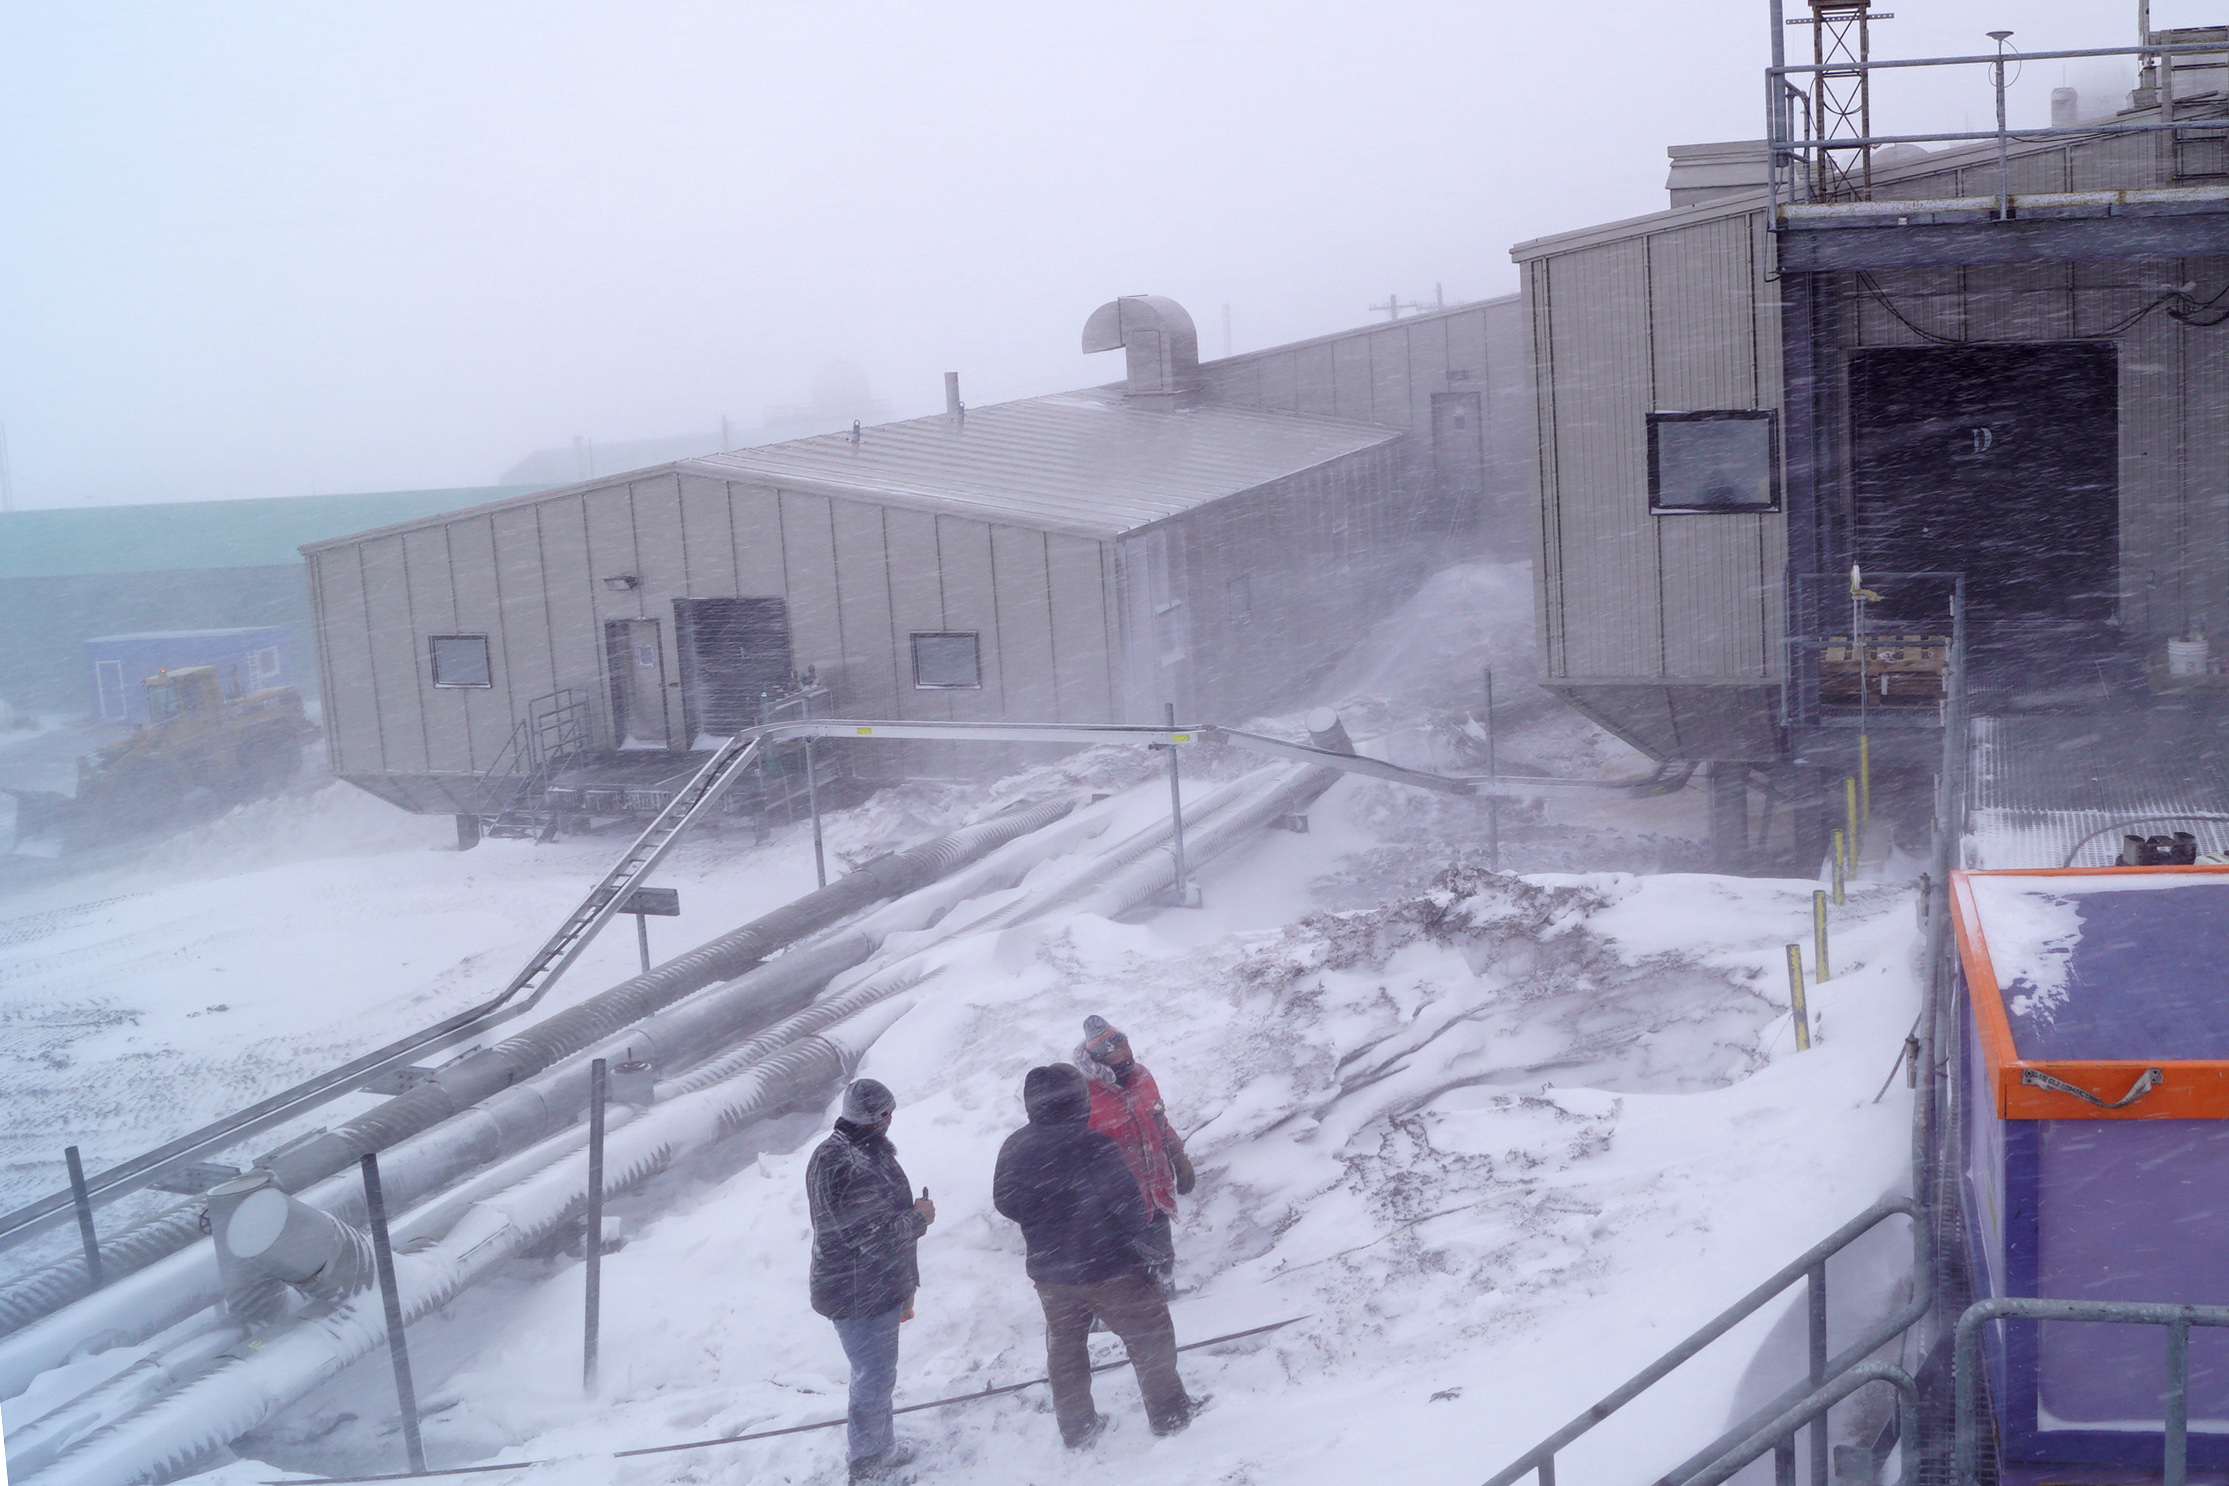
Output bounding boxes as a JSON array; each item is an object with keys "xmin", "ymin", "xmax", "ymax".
[{"xmin": 830, "ymin": 1307, "xmax": 903, "ymax": 1464}]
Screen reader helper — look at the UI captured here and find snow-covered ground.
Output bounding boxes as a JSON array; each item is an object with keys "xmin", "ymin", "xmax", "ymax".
[{"xmin": 0, "ymin": 562, "xmax": 1925, "ymax": 1486}]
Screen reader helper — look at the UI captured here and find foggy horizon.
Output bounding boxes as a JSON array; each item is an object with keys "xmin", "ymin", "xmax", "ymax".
[{"xmin": 0, "ymin": 0, "xmax": 2169, "ymax": 511}]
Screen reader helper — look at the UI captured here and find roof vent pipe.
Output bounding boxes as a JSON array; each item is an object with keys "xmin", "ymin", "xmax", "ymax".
[
  {"xmin": 1082, "ymin": 296, "xmax": 1200, "ymax": 410},
  {"xmin": 944, "ymin": 372, "xmax": 963, "ymax": 423}
]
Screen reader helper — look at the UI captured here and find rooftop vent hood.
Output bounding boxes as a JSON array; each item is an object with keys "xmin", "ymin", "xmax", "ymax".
[
  {"xmin": 1082, "ymin": 295, "xmax": 1199, "ymax": 409},
  {"xmin": 1665, "ymin": 140, "xmax": 1770, "ymax": 208}
]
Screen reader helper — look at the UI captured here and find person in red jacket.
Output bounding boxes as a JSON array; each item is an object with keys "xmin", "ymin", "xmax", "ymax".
[{"xmin": 1073, "ymin": 1015, "xmax": 1194, "ymax": 1295}]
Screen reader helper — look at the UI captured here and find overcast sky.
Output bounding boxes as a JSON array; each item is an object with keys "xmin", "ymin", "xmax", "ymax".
[{"xmin": 0, "ymin": 0, "xmax": 2168, "ymax": 509}]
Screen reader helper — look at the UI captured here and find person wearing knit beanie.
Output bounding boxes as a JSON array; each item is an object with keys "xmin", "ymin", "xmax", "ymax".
[{"xmin": 806, "ymin": 1079, "xmax": 935, "ymax": 1480}]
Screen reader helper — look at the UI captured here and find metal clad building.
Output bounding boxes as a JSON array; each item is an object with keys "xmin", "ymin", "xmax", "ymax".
[
  {"xmin": 304, "ymin": 298, "xmax": 1434, "ymax": 813},
  {"xmin": 1515, "ymin": 84, "xmax": 2229, "ymax": 775}
]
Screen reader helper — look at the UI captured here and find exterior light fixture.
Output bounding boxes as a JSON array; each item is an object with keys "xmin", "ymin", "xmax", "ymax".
[{"xmin": 603, "ymin": 575, "xmax": 639, "ymax": 591}]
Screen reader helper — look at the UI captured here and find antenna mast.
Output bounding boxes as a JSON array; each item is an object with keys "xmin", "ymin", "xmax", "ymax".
[{"xmin": 1800, "ymin": 2, "xmax": 1883, "ymax": 199}]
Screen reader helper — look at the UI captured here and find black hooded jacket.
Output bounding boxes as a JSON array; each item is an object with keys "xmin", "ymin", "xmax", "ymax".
[
  {"xmin": 992, "ymin": 1065, "xmax": 1153, "ymax": 1285},
  {"xmin": 806, "ymin": 1119, "xmax": 927, "ymax": 1320}
]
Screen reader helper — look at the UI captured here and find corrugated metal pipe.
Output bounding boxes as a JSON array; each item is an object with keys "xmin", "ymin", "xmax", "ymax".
[
  {"xmin": 23, "ymin": 1005, "xmax": 912, "ymax": 1486},
  {"xmin": 0, "ymin": 796, "xmax": 1078, "ymax": 1340}
]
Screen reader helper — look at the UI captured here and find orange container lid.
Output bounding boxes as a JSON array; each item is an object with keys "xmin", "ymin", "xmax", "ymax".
[{"xmin": 1952, "ymin": 865, "xmax": 2229, "ymax": 1119}]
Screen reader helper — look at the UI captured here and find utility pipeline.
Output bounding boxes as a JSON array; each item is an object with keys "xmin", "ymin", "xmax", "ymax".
[
  {"xmin": 0, "ymin": 796, "xmax": 1080, "ymax": 1340},
  {"xmin": 14, "ymin": 737, "xmax": 1350, "ymax": 1484}
]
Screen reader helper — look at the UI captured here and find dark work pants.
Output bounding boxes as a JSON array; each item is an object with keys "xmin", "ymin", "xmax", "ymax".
[{"xmin": 1035, "ymin": 1270, "xmax": 1189, "ymax": 1444}]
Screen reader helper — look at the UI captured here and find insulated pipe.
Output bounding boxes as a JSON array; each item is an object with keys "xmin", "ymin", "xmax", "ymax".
[
  {"xmin": 1071, "ymin": 764, "xmax": 1342, "ymax": 923},
  {"xmin": 1, "ymin": 1322, "xmax": 244, "ymax": 1480},
  {"xmin": 0, "ymin": 796, "xmax": 1079, "ymax": 1339},
  {"xmin": 20, "ymin": 751, "xmax": 1325, "ymax": 1474},
  {"xmin": 0, "ymin": 795, "xmax": 1103, "ymax": 1399},
  {"xmin": 25, "ymin": 1007, "xmax": 911, "ymax": 1486}
]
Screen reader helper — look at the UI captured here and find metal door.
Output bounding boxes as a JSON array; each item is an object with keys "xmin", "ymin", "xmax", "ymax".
[
  {"xmin": 1849, "ymin": 344, "xmax": 2118, "ymax": 670},
  {"xmin": 1431, "ymin": 390, "xmax": 1486, "ymax": 527},
  {"xmin": 604, "ymin": 618, "xmax": 668, "ymax": 748}
]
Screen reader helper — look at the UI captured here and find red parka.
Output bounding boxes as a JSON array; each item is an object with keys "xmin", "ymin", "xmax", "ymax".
[{"xmin": 1074, "ymin": 1047, "xmax": 1184, "ymax": 1216}]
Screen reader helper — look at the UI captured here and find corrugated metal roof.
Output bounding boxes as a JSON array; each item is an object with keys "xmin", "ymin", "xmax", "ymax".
[
  {"xmin": 0, "ymin": 487, "xmax": 544, "ymax": 579},
  {"xmin": 682, "ymin": 387, "xmax": 1402, "ymax": 540}
]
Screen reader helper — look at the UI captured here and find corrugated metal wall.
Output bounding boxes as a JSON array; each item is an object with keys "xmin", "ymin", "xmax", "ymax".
[
  {"xmin": 1523, "ymin": 210, "xmax": 1785, "ymax": 691},
  {"xmin": 1844, "ymin": 254, "xmax": 2229, "ymax": 641},
  {"xmin": 310, "ymin": 477, "xmax": 1123, "ymax": 808},
  {"xmin": 1194, "ymin": 297, "xmax": 1533, "ymax": 548},
  {"xmin": 1115, "ymin": 442, "xmax": 1429, "ymax": 726}
]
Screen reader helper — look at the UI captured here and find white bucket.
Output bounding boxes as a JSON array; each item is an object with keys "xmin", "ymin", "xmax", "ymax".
[{"xmin": 2168, "ymin": 638, "xmax": 2209, "ymax": 676}]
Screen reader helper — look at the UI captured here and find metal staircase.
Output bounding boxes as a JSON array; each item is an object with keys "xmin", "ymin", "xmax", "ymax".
[{"xmin": 476, "ymin": 689, "xmax": 590, "ymax": 840}]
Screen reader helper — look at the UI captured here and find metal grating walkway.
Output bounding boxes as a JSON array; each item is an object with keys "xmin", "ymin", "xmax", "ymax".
[{"xmin": 1965, "ymin": 709, "xmax": 2229, "ymax": 869}]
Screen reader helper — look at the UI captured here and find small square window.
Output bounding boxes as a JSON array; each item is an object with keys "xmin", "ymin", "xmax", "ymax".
[
  {"xmin": 1648, "ymin": 410, "xmax": 1779, "ymax": 513},
  {"xmin": 251, "ymin": 646, "xmax": 282, "ymax": 681},
  {"xmin": 429, "ymin": 635, "xmax": 493, "ymax": 688},
  {"xmin": 911, "ymin": 632, "xmax": 981, "ymax": 689}
]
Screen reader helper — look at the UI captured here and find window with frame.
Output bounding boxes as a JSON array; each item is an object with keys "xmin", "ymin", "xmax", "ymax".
[
  {"xmin": 429, "ymin": 634, "xmax": 494, "ymax": 688},
  {"xmin": 911, "ymin": 632, "xmax": 981, "ymax": 689},
  {"xmin": 1647, "ymin": 410, "xmax": 1779, "ymax": 513},
  {"xmin": 251, "ymin": 646, "xmax": 282, "ymax": 682}
]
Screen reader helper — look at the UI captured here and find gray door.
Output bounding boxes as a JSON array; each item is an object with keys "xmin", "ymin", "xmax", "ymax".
[
  {"xmin": 604, "ymin": 618, "xmax": 668, "ymax": 748},
  {"xmin": 1431, "ymin": 391, "xmax": 1486, "ymax": 532}
]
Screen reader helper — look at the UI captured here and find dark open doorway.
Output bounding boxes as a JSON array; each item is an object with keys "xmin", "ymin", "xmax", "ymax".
[
  {"xmin": 1847, "ymin": 343, "xmax": 2118, "ymax": 693},
  {"xmin": 673, "ymin": 597, "xmax": 793, "ymax": 743}
]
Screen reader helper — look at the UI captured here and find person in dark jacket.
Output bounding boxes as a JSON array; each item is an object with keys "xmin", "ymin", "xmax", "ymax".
[
  {"xmin": 992, "ymin": 1063, "xmax": 1198, "ymax": 1448},
  {"xmin": 807, "ymin": 1078, "xmax": 935, "ymax": 1481}
]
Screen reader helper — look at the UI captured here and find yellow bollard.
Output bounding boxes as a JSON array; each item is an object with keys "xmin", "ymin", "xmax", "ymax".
[
  {"xmin": 1832, "ymin": 830, "xmax": 1847, "ymax": 905},
  {"xmin": 1813, "ymin": 889, "xmax": 1831, "ymax": 982},
  {"xmin": 1859, "ymin": 734, "xmax": 1871, "ymax": 824},
  {"xmin": 1787, "ymin": 944, "xmax": 1812, "ymax": 1051},
  {"xmin": 1845, "ymin": 776, "xmax": 1860, "ymax": 871}
]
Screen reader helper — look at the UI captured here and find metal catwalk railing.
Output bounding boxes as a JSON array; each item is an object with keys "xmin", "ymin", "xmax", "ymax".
[
  {"xmin": 1953, "ymin": 1299, "xmax": 2229, "ymax": 1486},
  {"xmin": 1764, "ymin": 9, "xmax": 2229, "ymax": 219}
]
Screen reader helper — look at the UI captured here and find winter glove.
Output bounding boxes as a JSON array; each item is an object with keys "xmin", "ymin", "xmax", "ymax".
[{"xmin": 1172, "ymin": 1150, "xmax": 1196, "ymax": 1196}]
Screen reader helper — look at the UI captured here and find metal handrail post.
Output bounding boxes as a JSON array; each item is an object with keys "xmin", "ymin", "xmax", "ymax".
[
  {"xmin": 2167, "ymin": 1318, "xmax": 2190, "ymax": 1486},
  {"xmin": 1807, "ymin": 1261, "xmax": 1828, "ymax": 1486},
  {"xmin": 1685, "ymin": 1363, "xmax": 1920, "ymax": 1486},
  {"xmin": 1954, "ymin": 1298, "xmax": 2229, "ymax": 1486},
  {"xmin": 1769, "ymin": 0, "xmax": 1787, "ymax": 218},
  {"xmin": 1991, "ymin": 35, "xmax": 2013, "ymax": 220}
]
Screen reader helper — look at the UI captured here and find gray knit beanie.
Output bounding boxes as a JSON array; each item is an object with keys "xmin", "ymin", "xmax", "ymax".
[{"xmin": 840, "ymin": 1078, "xmax": 896, "ymax": 1124}]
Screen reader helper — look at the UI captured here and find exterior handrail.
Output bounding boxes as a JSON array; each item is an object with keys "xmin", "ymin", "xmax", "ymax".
[
  {"xmin": 1685, "ymin": 1362, "xmax": 1919, "ymax": 1486},
  {"xmin": 1955, "ymin": 1298, "xmax": 2229, "ymax": 1486},
  {"xmin": 1482, "ymin": 1195, "xmax": 1928, "ymax": 1486}
]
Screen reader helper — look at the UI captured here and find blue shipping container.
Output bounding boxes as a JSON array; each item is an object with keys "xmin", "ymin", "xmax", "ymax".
[{"xmin": 84, "ymin": 628, "xmax": 292, "ymax": 724}]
